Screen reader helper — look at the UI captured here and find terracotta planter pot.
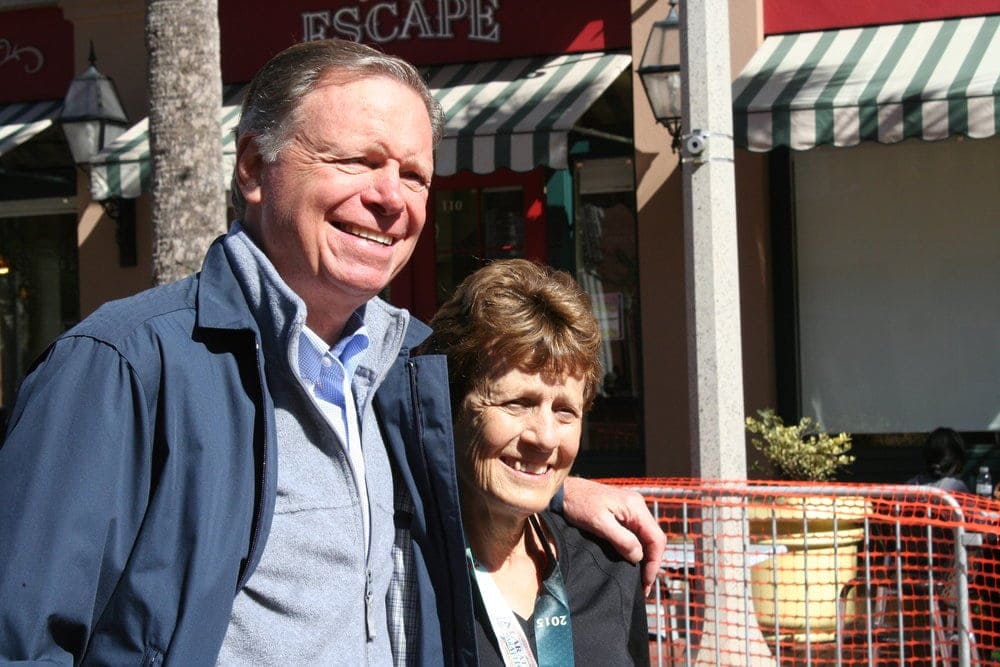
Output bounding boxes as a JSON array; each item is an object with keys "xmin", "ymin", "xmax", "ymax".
[
  {"xmin": 748, "ymin": 494, "xmax": 869, "ymax": 534},
  {"xmin": 748, "ymin": 496, "xmax": 869, "ymax": 641}
]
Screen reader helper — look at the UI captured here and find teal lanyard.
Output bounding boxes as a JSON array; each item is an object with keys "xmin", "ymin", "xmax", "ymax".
[{"xmin": 467, "ymin": 515, "xmax": 575, "ymax": 667}]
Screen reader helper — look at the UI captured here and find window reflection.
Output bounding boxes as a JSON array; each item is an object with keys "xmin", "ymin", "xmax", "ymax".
[
  {"xmin": 574, "ymin": 158, "xmax": 643, "ymax": 473},
  {"xmin": 434, "ymin": 186, "xmax": 525, "ymax": 304}
]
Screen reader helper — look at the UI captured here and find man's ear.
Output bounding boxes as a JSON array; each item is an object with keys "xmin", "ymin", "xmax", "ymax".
[{"xmin": 235, "ymin": 134, "xmax": 264, "ymax": 206}]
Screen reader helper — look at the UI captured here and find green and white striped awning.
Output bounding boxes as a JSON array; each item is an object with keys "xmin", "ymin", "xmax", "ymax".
[
  {"xmin": 90, "ymin": 84, "xmax": 247, "ymax": 200},
  {"xmin": 426, "ymin": 51, "xmax": 631, "ymax": 176},
  {"xmin": 733, "ymin": 15, "xmax": 1000, "ymax": 152},
  {"xmin": 90, "ymin": 51, "xmax": 631, "ymax": 199},
  {"xmin": 0, "ymin": 99, "xmax": 62, "ymax": 157}
]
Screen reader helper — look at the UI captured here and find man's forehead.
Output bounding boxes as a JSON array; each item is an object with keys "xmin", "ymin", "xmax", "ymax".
[
  {"xmin": 302, "ymin": 74, "xmax": 430, "ymax": 123},
  {"xmin": 308, "ymin": 70, "xmax": 417, "ymax": 102},
  {"xmin": 297, "ymin": 77, "xmax": 432, "ymax": 149}
]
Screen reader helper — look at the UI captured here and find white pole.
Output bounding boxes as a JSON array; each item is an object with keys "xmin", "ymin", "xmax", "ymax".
[
  {"xmin": 680, "ymin": 2, "xmax": 771, "ymax": 664},
  {"xmin": 681, "ymin": 0, "xmax": 747, "ymax": 481}
]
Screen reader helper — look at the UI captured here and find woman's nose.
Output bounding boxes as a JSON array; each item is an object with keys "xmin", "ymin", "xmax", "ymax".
[{"xmin": 524, "ymin": 411, "xmax": 560, "ymax": 452}]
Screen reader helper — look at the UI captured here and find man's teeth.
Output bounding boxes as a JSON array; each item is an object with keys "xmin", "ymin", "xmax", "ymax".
[
  {"xmin": 511, "ymin": 460, "xmax": 548, "ymax": 475},
  {"xmin": 342, "ymin": 223, "xmax": 393, "ymax": 246}
]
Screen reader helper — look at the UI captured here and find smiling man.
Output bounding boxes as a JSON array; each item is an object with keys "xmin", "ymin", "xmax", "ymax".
[
  {"xmin": 237, "ymin": 72, "xmax": 434, "ymax": 341},
  {"xmin": 0, "ymin": 39, "xmax": 664, "ymax": 665}
]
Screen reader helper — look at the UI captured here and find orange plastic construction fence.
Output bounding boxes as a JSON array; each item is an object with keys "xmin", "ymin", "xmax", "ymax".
[{"xmin": 602, "ymin": 478, "xmax": 1000, "ymax": 667}]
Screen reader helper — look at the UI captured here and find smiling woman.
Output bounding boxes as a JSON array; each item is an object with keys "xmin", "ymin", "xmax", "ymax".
[{"xmin": 421, "ymin": 259, "xmax": 649, "ymax": 667}]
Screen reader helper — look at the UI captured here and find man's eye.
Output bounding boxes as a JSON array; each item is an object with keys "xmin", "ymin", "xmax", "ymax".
[
  {"xmin": 334, "ymin": 157, "xmax": 372, "ymax": 170},
  {"xmin": 402, "ymin": 172, "xmax": 430, "ymax": 191}
]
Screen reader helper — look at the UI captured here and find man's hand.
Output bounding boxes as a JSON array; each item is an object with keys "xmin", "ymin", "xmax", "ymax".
[{"xmin": 562, "ymin": 477, "xmax": 666, "ymax": 594}]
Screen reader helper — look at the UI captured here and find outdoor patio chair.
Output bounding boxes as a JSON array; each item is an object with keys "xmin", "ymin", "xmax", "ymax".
[{"xmin": 837, "ymin": 502, "xmax": 978, "ymax": 666}]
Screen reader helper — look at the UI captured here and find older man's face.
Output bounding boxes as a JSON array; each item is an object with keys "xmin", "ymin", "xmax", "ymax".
[{"xmin": 245, "ymin": 74, "xmax": 434, "ymax": 321}]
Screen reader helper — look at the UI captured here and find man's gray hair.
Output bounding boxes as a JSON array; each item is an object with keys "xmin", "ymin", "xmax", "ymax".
[{"xmin": 230, "ymin": 39, "xmax": 445, "ymax": 217}]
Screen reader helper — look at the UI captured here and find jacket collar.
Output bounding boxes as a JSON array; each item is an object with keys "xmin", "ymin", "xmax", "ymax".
[
  {"xmin": 195, "ymin": 232, "xmax": 260, "ymax": 332},
  {"xmin": 400, "ymin": 313, "xmax": 432, "ymax": 353},
  {"xmin": 194, "ymin": 223, "xmax": 435, "ymax": 357}
]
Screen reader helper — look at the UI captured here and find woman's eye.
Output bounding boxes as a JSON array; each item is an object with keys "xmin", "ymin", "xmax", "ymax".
[{"xmin": 555, "ymin": 406, "xmax": 580, "ymax": 421}]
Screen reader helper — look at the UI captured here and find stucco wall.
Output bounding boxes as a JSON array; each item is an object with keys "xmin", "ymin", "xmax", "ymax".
[
  {"xmin": 63, "ymin": 0, "xmax": 154, "ymax": 314},
  {"xmin": 632, "ymin": 0, "xmax": 773, "ymax": 476}
]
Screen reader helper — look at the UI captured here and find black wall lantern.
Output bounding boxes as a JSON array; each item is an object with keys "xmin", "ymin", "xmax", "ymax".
[
  {"xmin": 60, "ymin": 42, "xmax": 135, "ymax": 267},
  {"xmin": 637, "ymin": 0, "xmax": 683, "ymax": 152},
  {"xmin": 59, "ymin": 42, "xmax": 128, "ymax": 165}
]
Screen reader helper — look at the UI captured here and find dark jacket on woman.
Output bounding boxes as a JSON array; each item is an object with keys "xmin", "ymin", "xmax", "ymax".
[{"xmin": 472, "ymin": 511, "xmax": 649, "ymax": 666}]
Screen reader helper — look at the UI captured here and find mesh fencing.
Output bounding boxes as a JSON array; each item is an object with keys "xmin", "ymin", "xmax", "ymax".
[{"xmin": 602, "ymin": 478, "xmax": 1000, "ymax": 667}]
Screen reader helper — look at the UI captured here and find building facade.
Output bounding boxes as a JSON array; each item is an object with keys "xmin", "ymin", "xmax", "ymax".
[
  {"xmin": 732, "ymin": 0, "xmax": 1000, "ymax": 481},
  {"xmin": 1, "ymin": 0, "xmax": 996, "ymax": 481}
]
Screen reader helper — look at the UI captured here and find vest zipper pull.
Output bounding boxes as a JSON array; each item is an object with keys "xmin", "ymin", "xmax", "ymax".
[{"xmin": 365, "ymin": 567, "xmax": 376, "ymax": 640}]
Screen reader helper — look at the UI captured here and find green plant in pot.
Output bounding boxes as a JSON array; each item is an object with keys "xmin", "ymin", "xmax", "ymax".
[
  {"xmin": 744, "ymin": 409, "xmax": 866, "ymax": 643},
  {"xmin": 745, "ymin": 408, "xmax": 854, "ymax": 482}
]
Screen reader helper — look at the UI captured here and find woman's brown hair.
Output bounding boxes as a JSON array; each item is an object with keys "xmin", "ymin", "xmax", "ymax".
[{"xmin": 423, "ymin": 259, "xmax": 602, "ymax": 409}]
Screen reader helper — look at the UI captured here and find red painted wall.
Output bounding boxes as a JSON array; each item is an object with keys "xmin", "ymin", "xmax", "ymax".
[
  {"xmin": 219, "ymin": 0, "xmax": 630, "ymax": 83},
  {"xmin": 0, "ymin": 7, "xmax": 74, "ymax": 103},
  {"xmin": 765, "ymin": 0, "xmax": 1000, "ymax": 34}
]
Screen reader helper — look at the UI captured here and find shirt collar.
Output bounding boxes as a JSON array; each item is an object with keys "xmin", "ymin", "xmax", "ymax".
[{"xmin": 297, "ymin": 309, "xmax": 370, "ymax": 382}]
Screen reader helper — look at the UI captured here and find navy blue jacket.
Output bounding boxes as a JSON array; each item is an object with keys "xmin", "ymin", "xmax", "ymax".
[{"xmin": 0, "ymin": 238, "xmax": 476, "ymax": 666}]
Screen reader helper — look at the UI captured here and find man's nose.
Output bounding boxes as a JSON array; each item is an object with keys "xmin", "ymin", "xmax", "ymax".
[{"xmin": 363, "ymin": 165, "xmax": 405, "ymax": 215}]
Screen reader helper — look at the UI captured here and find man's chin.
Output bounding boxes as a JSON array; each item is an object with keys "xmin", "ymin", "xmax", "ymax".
[{"xmin": 325, "ymin": 273, "xmax": 393, "ymax": 307}]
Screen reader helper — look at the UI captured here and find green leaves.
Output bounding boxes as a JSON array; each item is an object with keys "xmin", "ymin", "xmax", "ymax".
[{"xmin": 745, "ymin": 409, "xmax": 854, "ymax": 482}]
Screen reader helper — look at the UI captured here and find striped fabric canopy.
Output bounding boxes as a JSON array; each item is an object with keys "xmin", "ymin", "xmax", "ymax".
[
  {"xmin": 90, "ymin": 51, "xmax": 631, "ymax": 200},
  {"xmin": 733, "ymin": 15, "xmax": 1000, "ymax": 152},
  {"xmin": 90, "ymin": 85, "xmax": 246, "ymax": 200},
  {"xmin": 0, "ymin": 99, "xmax": 62, "ymax": 157},
  {"xmin": 427, "ymin": 51, "xmax": 631, "ymax": 176}
]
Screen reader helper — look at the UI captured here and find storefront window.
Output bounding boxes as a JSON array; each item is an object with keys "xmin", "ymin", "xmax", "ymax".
[
  {"xmin": 792, "ymin": 138, "xmax": 1000, "ymax": 434},
  {"xmin": 434, "ymin": 186, "xmax": 525, "ymax": 302},
  {"xmin": 0, "ymin": 215, "xmax": 79, "ymax": 408},
  {"xmin": 573, "ymin": 158, "xmax": 643, "ymax": 473}
]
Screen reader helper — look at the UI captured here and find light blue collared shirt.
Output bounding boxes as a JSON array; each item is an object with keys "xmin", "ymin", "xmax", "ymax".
[{"xmin": 297, "ymin": 312, "xmax": 372, "ymax": 547}]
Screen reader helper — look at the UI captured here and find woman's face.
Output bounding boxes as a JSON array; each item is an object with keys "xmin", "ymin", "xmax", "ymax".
[{"xmin": 456, "ymin": 366, "xmax": 585, "ymax": 520}]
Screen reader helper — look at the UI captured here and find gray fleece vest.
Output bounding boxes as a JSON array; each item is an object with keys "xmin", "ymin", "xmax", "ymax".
[{"xmin": 217, "ymin": 227, "xmax": 402, "ymax": 665}]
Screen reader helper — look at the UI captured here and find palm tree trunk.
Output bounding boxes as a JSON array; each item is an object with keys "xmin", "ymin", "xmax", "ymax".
[{"xmin": 146, "ymin": 0, "xmax": 224, "ymax": 285}]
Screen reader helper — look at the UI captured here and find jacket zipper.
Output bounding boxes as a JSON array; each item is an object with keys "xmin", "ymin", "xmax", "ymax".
[
  {"xmin": 237, "ymin": 335, "xmax": 268, "ymax": 589},
  {"xmin": 405, "ymin": 360, "xmax": 422, "ymax": 441}
]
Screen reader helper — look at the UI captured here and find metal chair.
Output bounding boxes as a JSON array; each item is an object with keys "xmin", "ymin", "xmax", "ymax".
[{"xmin": 838, "ymin": 505, "xmax": 979, "ymax": 666}]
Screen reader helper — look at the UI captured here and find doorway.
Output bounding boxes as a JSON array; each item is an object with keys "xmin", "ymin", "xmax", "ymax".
[{"xmin": 0, "ymin": 213, "xmax": 79, "ymax": 407}]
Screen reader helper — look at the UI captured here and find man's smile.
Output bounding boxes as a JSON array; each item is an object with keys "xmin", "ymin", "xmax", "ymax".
[{"xmin": 337, "ymin": 222, "xmax": 395, "ymax": 246}]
